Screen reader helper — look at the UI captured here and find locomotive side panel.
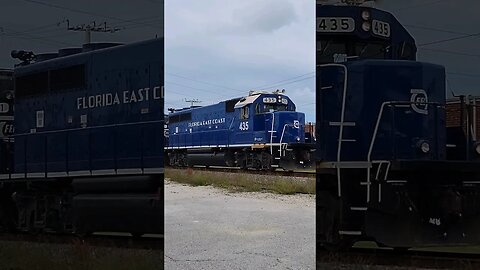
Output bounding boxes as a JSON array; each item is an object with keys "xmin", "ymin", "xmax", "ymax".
[
  {"xmin": 317, "ymin": 60, "xmax": 446, "ymax": 162},
  {"xmin": 13, "ymin": 39, "xmax": 164, "ymax": 176}
]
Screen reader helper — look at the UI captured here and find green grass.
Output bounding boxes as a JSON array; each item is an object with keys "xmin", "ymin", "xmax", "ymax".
[
  {"xmin": 165, "ymin": 168, "xmax": 316, "ymax": 195},
  {"xmin": 0, "ymin": 240, "xmax": 163, "ymax": 270}
]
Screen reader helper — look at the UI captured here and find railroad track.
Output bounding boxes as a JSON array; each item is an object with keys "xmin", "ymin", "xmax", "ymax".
[
  {"xmin": 317, "ymin": 247, "xmax": 480, "ymax": 269},
  {"xmin": 166, "ymin": 165, "xmax": 315, "ymax": 178},
  {"xmin": 0, "ymin": 232, "xmax": 163, "ymax": 250}
]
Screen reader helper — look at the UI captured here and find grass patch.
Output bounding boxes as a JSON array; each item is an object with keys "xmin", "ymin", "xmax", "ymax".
[
  {"xmin": 0, "ymin": 240, "xmax": 163, "ymax": 270},
  {"xmin": 165, "ymin": 168, "xmax": 315, "ymax": 195}
]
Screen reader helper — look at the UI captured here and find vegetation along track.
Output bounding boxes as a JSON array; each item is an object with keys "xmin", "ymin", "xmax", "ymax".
[
  {"xmin": 167, "ymin": 165, "xmax": 315, "ymax": 178},
  {"xmin": 317, "ymin": 247, "xmax": 480, "ymax": 269},
  {"xmin": 0, "ymin": 232, "xmax": 163, "ymax": 250}
]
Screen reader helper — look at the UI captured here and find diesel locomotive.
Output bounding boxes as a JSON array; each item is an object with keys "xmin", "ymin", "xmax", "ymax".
[
  {"xmin": 166, "ymin": 91, "xmax": 313, "ymax": 170},
  {"xmin": 0, "ymin": 39, "xmax": 164, "ymax": 236},
  {"xmin": 316, "ymin": 4, "xmax": 480, "ymax": 250}
]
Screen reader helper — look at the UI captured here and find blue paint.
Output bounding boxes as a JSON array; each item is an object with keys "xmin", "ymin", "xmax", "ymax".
[
  {"xmin": 167, "ymin": 92, "xmax": 306, "ymax": 148},
  {"xmin": 11, "ymin": 38, "xmax": 164, "ymax": 174},
  {"xmin": 317, "ymin": 60, "xmax": 446, "ymax": 162}
]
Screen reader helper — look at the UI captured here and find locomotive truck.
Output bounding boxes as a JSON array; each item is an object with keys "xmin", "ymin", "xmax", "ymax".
[
  {"xmin": 0, "ymin": 39, "xmax": 164, "ymax": 236},
  {"xmin": 316, "ymin": 3, "xmax": 480, "ymax": 250}
]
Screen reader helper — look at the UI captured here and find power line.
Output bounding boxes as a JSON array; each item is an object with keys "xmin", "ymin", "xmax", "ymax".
[
  {"xmin": 20, "ymin": 0, "xmax": 162, "ymax": 30},
  {"xmin": 166, "ymin": 73, "xmax": 243, "ymax": 92},
  {"xmin": 420, "ymin": 47, "xmax": 480, "ymax": 58},
  {"xmin": 404, "ymin": 24, "xmax": 469, "ymax": 36},
  {"xmin": 393, "ymin": 0, "xmax": 451, "ymax": 12},
  {"xmin": 258, "ymin": 75, "xmax": 315, "ymax": 90},
  {"xmin": 166, "ymin": 81, "xmax": 232, "ymax": 96},
  {"xmin": 67, "ymin": 20, "xmax": 121, "ymax": 44},
  {"xmin": 112, "ymin": 15, "xmax": 163, "ymax": 29},
  {"xmin": 251, "ymin": 71, "xmax": 315, "ymax": 90},
  {"xmin": 418, "ymin": 32, "xmax": 480, "ymax": 47},
  {"xmin": 3, "ymin": 21, "xmax": 65, "ymax": 37},
  {"xmin": 1, "ymin": 26, "xmax": 75, "ymax": 46},
  {"xmin": 167, "ymin": 70, "xmax": 316, "ymax": 99}
]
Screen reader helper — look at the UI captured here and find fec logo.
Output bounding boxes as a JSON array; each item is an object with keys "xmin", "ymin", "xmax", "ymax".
[{"xmin": 410, "ymin": 89, "xmax": 428, "ymax": 115}]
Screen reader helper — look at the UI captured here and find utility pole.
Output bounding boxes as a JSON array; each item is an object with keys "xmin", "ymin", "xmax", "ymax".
[
  {"xmin": 184, "ymin": 98, "xmax": 201, "ymax": 107},
  {"xmin": 66, "ymin": 20, "xmax": 121, "ymax": 44}
]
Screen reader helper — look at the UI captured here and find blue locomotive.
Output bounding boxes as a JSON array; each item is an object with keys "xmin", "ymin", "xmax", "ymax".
[
  {"xmin": 166, "ymin": 91, "xmax": 313, "ymax": 170},
  {"xmin": 316, "ymin": 4, "xmax": 480, "ymax": 250},
  {"xmin": 0, "ymin": 39, "xmax": 164, "ymax": 236}
]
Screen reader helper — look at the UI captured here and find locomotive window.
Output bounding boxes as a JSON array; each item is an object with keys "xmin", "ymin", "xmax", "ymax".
[
  {"xmin": 240, "ymin": 106, "xmax": 249, "ymax": 119},
  {"xmin": 354, "ymin": 43, "xmax": 386, "ymax": 59},
  {"xmin": 50, "ymin": 64, "xmax": 86, "ymax": 91},
  {"xmin": 16, "ymin": 72, "xmax": 48, "ymax": 97},
  {"xmin": 317, "ymin": 39, "xmax": 389, "ymax": 63},
  {"xmin": 169, "ymin": 112, "xmax": 192, "ymax": 124},
  {"xmin": 256, "ymin": 104, "xmax": 292, "ymax": 114},
  {"xmin": 225, "ymin": 98, "xmax": 240, "ymax": 113},
  {"xmin": 265, "ymin": 104, "xmax": 288, "ymax": 112},
  {"xmin": 399, "ymin": 42, "xmax": 416, "ymax": 60}
]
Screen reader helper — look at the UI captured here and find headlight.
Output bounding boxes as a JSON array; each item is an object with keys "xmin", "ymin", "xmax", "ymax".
[
  {"xmin": 362, "ymin": 10, "xmax": 371, "ymax": 20},
  {"xmin": 419, "ymin": 141, "xmax": 430, "ymax": 154},
  {"xmin": 362, "ymin": 22, "xmax": 371, "ymax": 32},
  {"xmin": 296, "ymin": 136, "xmax": 300, "ymax": 142}
]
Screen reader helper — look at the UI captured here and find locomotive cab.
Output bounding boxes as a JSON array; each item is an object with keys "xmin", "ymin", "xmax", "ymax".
[
  {"xmin": 234, "ymin": 91, "xmax": 302, "ymax": 144},
  {"xmin": 317, "ymin": 5, "xmax": 417, "ymax": 63}
]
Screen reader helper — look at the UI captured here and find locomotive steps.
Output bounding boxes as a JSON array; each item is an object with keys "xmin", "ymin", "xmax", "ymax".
[{"xmin": 165, "ymin": 168, "xmax": 315, "ymax": 195}]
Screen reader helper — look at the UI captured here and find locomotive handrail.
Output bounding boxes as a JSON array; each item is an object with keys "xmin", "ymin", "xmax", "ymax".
[
  {"xmin": 367, "ymin": 101, "xmax": 442, "ymax": 163},
  {"xmin": 365, "ymin": 100, "xmax": 439, "ymax": 203},
  {"xmin": 269, "ymin": 112, "xmax": 275, "ymax": 156},
  {"xmin": 278, "ymin": 123, "xmax": 291, "ymax": 157}
]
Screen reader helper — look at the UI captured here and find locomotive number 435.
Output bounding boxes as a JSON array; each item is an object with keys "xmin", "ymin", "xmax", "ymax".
[
  {"xmin": 317, "ymin": 17, "xmax": 354, "ymax": 33},
  {"xmin": 239, "ymin": 121, "xmax": 249, "ymax": 131}
]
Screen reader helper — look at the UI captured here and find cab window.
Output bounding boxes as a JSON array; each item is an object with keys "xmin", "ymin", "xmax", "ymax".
[{"xmin": 241, "ymin": 106, "xmax": 249, "ymax": 119}]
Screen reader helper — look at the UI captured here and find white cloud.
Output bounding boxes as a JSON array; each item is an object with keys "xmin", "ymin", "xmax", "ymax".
[{"xmin": 165, "ymin": 0, "xmax": 315, "ymax": 118}]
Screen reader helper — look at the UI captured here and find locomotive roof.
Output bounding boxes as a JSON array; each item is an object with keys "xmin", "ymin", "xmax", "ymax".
[
  {"xmin": 234, "ymin": 94, "xmax": 261, "ymax": 109},
  {"xmin": 14, "ymin": 38, "xmax": 163, "ymax": 74},
  {"xmin": 169, "ymin": 92, "xmax": 290, "ymax": 115}
]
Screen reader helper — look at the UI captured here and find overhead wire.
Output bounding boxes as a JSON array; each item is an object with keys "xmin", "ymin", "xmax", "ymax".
[
  {"xmin": 392, "ymin": 0, "xmax": 451, "ymax": 12},
  {"xmin": 20, "ymin": 0, "xmax": 162, "ymax": 30}
]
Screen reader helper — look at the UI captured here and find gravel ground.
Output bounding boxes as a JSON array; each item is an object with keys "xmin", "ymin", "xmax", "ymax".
[{"xmin": 164, "ymin": 180, "xmax": 315, "ymax": 270}]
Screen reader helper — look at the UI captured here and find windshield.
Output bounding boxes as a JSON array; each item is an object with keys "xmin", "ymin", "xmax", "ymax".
[
  {"xmin": 256, "ymin": 103, "xmax": 292, "ymax": 114},
  {"xmin": 317, "ymin": 39, "xmax": 388, "ymax": 64}
]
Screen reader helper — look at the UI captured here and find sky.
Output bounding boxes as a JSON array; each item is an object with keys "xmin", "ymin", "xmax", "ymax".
[
  {"xmin": 0, "ymin": 0, "xmax": 163, "ymax": 64},
  {"xmin": 1, "ymin": 0, "xmax": 480, "ymax": 122},
  {"xmin": 166, "ymin": 0, "xmax": 480, "ymax": 122}
]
